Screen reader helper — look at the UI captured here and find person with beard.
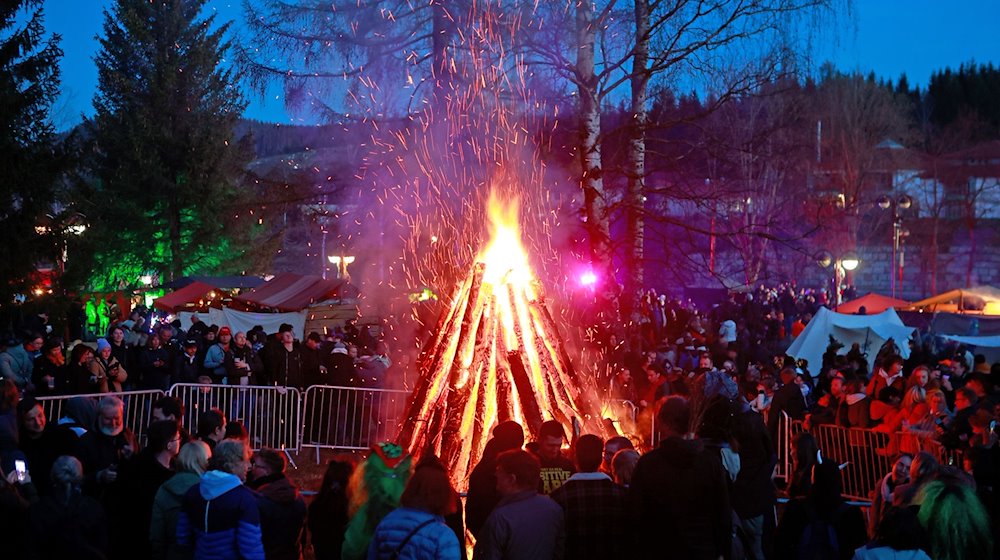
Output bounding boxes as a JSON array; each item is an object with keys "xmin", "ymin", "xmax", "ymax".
[
  {"xmin": 16, "ymin": 397, "xmax": 76, "ymax": 496},
  {"xmin": 527, "ymin": 420, "xmax": 575, "ymax": 495},
  {"xmin": 466, "ymin": 421, "xmax": 525, "ymax": 538},
  {"xmin": 76, "ymin": 396, "xmax": 138, "ymax": 497},
  {"xmin": 32, "ymin": 338, "xmax": 67, "ymax": 396},
  {"xmin": 248, "ymin": 449, "xmax": 307, "ymax": 560},
  {"xmin": 106, "ymin": 420, "xmax": 180, "ymax": 560}
]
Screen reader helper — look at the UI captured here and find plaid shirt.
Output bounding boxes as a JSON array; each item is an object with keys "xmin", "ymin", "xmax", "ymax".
[{"xmin": 549, "ymin": 472, "xmax": 627, "ymax": 560}]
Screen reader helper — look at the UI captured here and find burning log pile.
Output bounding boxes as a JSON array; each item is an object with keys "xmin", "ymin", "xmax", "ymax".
[{"xmin": 396, "ymin": 195, "xmax": 608, "ymax": 486}]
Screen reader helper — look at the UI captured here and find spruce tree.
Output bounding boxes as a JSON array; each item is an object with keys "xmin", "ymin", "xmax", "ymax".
[
  {"xmin": 0, "ymin": 0, "xmax": 63, "ymax": 309},
  {"xmin": 74, "ymin": 0, "xmax": 262, "ymax": 288}
]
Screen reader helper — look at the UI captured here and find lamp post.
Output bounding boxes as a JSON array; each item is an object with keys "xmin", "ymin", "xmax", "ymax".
[
  {"xmin": 877, "ymin": 194, "xmax": 912, "ymax": 299},
  {"xmin": 327, "ymin": 255, "xmax": 355, "ymax": 281},
  {"xmin": 817, "ymin": 251, "xmax": 860, "ymax": 306}
]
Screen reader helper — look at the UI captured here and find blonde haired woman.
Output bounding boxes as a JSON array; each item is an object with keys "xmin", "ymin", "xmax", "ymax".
[{"xmin": 150, "ymin": 441, "xmax": 211, "ymax": 560}]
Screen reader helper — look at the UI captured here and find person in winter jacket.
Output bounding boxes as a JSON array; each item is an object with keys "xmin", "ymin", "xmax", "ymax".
[
  {"xmin": 204, "ymin": 327, "xmax": 235, "ymax": 384},
  {"xmin": 32, "ymin": 339, "xmax": 67, "ymax": 397},
  {"xmin": 90, "ymin": 338, "xmax": 129, "ymax": 393},
  {"xmin": 76, "ymin": 396, "xmax": 138, "ymax": 497},
  {"xmin": 465, "ymin": 421, "xmax": 524, "ymax": 538},
  {"xmin": 151, "ymin": 440, "xmax": 211, "ymax": 560},
  {"xmin": 174, "ymin": 340, "xmax": 203, "ymax": 385},
  {"xmin": 248, "ymin": 449, "xmax": 307, "ymax": 560},
  {"xmin": 263, "ymin": 326, "xmax": 303, "ymax": 388},
  {"xmin": 106, "ymin": 420, "xmax": 179, "ymax": 560},
  {"xmin": 309, "ymin": 456, "xmax": 356, "ymax": 560},
  {"xmin": 627, "ymin": 396, "xmax": 731, "ymax": 560},
  {"xmin": 0, "ymin": 332, "xmax": 42, "ymax": 393},
  {"xmin": 368, "ymin": 455, "xmax": 461, "ymax": 560},
  {"xmin": 177, "ymin": 439, "xmax": 264, "ymax": 560},
  {"xmin": 229, "ymin": 332, "xmax": 263, "ymax": 385}
]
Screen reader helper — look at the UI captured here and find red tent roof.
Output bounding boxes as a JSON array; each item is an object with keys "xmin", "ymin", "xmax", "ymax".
[
  {"xmin": 836, "ymin": 293, "xmax": 910, "ymax": 315},
  {"xmin": 234, "ymin": 272, "xmax": 348, "ymax": 311},
  {"xmin": 152, "ymin": 281, "xmax": 221, "ymax": 313}
]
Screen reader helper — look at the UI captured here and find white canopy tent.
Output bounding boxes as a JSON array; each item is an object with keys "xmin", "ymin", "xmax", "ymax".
[
  {"xmin": 177, "ymin": 307, "xmax": 308, "ymax": 340},
  {"xmin": 939, "ymin": 334, "xmax": 1000, "ymax": 364},
  {"xmin": 786, "ymin": 307, "xmax": 917, "ymax": 377}
]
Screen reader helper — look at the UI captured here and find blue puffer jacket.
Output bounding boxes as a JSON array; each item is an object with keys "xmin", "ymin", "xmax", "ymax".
[
  {"xmin": 367, "ymin": 507, "xmax": 460, "ymax": 560},
  {"xmin": 176, "ymin": 470, "xmax": 265, "ymax": 560}
]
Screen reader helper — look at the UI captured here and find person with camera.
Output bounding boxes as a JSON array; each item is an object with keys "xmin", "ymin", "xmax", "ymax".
[{"xmin": 90, "ymin": 338, "xmax": 129, "ymax": 393}]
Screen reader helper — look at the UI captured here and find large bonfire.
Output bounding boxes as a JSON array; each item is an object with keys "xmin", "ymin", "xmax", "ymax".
[{"xmin": 396, "ymin": 192, "xmax": 607, "ymax": 486}]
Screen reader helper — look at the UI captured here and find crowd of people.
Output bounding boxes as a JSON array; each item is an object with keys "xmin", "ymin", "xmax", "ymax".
[
  {"xmin": 0, "ymin": 311, "xmax": 396, "ymax": 400},
  {"xmin": 1, "ymin": 282, "xmax": 1000, "ymax": 559},
  {"xmin": 0, "ymin": 388, "xmax": 311, "ymax": 559}
]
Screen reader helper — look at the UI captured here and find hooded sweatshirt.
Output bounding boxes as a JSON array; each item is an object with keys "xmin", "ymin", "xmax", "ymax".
[{"xmin": 177, "ymin": 470, "xmax": 265, "ymax": 560}]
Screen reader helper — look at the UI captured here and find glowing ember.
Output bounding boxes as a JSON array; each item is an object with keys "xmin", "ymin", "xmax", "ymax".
[{"xmin": 396, "ymin": 192, "xmax": 607, "ymax": 487}]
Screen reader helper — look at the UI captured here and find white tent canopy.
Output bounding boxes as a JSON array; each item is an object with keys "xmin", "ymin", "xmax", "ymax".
[
  {"xmin": 177, "ymin": 307, "xmax": 308, "ymax": 340},
  {"xmin": 786, "ymin": 307, "xmax": 917, "ymax": 377}
]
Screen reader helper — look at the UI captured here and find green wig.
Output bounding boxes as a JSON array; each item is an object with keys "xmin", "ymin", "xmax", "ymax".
[
  {"xmin": 917, "ymin": 479, "xmax": 993, "ymax": 560},
  {"xmin": 341, "ymin": 442, "xmax": 413, "ymax": 560}
]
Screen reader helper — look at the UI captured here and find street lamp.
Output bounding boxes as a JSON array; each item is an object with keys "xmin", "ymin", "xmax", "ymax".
[
  {"xmin": 817, "ymin": 250, "xmax": 860, "ymax": 306},
  {"xmin": 877, "ymin": 194, "xmax": 912, "ymax": 299},
  {"xmin": 327, "ymin": 255, "xmax": 355, "ymax": 280}
]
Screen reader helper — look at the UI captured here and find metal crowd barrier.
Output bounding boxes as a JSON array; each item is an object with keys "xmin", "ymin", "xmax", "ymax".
[
  {"xmin": 301, "ymin": 385, "xmax": 410, "ymax": 462},
  {"xmin": 779, "ymin": 416, "xmax": 965, "ymax": 502},
  {"xmin": 167, "ymin": 383, "xmax": 302, "ymax": 452},
  {"xmin": 37, "ymin": 389, "xmax": 166, "ymax": 445},
  {"xmin": 776, "ymin": 413, "xmax": 805, "ymax": 482}
]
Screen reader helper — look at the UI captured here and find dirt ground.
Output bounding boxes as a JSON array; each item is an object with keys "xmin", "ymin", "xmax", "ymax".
[
  {"xmin": 284, "ymin": 446, "xmax": 368, "ymax": 560},
  {"xmin": 285, "ymin": 446, "xmax": 366, "ymax": 494}
]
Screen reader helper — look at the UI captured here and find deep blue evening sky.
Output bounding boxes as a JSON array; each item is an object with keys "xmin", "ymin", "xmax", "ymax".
[{"xmin": 39, "ymin": 0, "xmax": 1000, "ymax": 130}]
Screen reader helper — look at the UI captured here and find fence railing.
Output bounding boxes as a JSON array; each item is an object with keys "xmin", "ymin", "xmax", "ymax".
[
  {"xmin": 780, "ymin": 417, "xmax": 965, "ymax": 501},
  {"xmin": 300, "ymin": 385, "xmax": 410, "ymax": 460},
  {"xmin": 37, "ymin": 389, "xmax": 166, "ymax": 445},
  {"xmin": 167, "ymin": 384, "xmax": 302, "ymax": 452}
]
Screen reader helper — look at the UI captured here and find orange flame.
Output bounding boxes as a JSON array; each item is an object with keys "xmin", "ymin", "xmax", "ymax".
[{"xmin": 396, "ymin": 190, "xmax": 608, "ymax": 488}]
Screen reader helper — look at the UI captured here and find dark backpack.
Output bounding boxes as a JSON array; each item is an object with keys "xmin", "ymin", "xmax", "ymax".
[{"xmin": 796, "ymin": 503, "xmax": 850, "ymax": 560}]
